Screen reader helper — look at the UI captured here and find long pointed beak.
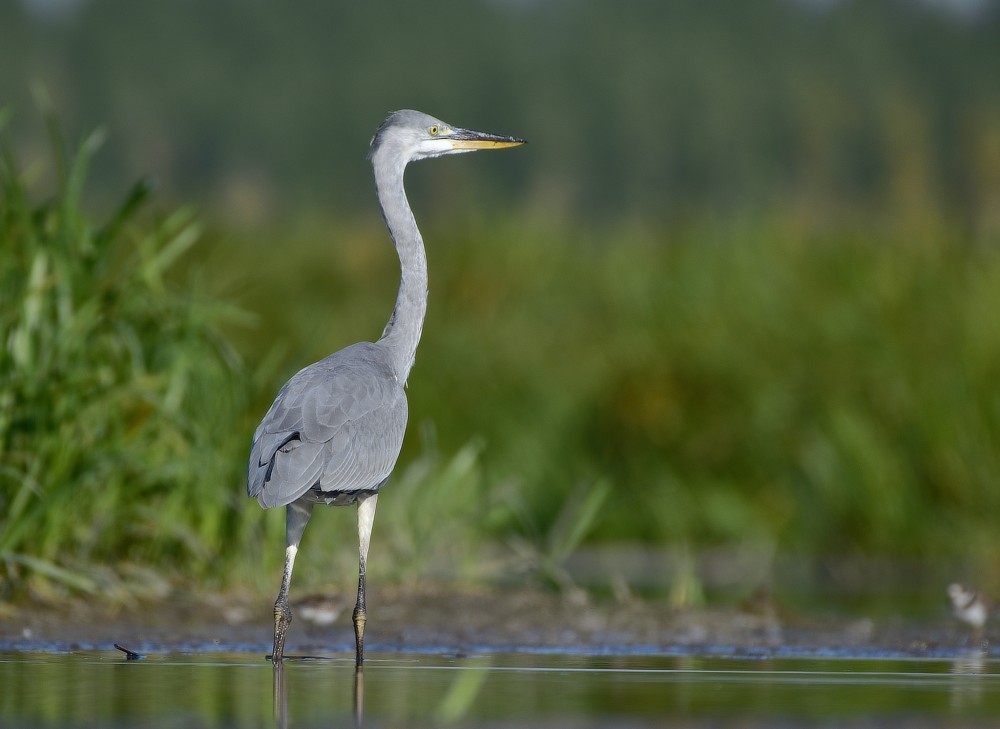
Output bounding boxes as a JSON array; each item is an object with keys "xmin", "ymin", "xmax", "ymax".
[{"xmin": 447, "ymin": 128, "xmax": 526, "ymax": 150}]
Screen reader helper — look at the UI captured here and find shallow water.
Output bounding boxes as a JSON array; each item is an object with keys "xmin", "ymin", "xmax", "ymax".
[{"xmin": 2, "ymin": 648, "xmax": 999, "ymax": 727}]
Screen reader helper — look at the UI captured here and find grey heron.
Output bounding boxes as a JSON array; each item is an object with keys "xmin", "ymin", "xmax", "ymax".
[{"xmin": 247, "ymin": 110, "xmax": 525, "ymax": 665}]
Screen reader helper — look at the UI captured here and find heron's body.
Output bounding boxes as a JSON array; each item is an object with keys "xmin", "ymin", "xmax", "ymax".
[
  {"xmin": 246, "ymin": 110, "xmax": 524, "ymax": 666},
  {"xmin": 248, "ymin": 342, "xmax": 406, "ymax": 509}
]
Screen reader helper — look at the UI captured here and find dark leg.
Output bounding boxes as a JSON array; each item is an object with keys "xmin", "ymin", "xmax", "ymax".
[
  {"xmin": 353, "ymin": 493, "xmax": 378, "ymax": 668},
  {"xmin": 272, "ymin": 499, "xmax": 314, "ymax": 662}
]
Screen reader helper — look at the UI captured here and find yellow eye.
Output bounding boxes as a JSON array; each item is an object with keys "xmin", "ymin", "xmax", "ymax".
[{"xmin": 429, "ymin": 125, "xmax": 439, "ymax": 136}]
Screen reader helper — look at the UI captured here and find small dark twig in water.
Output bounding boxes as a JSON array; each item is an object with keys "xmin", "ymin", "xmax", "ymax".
[
  {"xmin": 267, "ymin": 653, "xmax": 333, "ymax": 662},
  {"xmin": 114, "ymin": 643, "xmax": 143, "ymax": 660}
]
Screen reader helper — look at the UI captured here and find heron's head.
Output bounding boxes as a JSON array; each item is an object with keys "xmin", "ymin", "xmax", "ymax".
[{"xmin": 368, "ymin": 110, "xmax": 525, "ymax": 165}]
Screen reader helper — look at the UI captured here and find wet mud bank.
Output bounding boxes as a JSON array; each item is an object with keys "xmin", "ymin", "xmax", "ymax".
[{"xmin": 0, "ymin": 584, "xmax": 991, "ymax": 659}]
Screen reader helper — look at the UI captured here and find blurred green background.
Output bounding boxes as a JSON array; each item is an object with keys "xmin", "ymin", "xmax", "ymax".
[{"xmin": 2, "ymin": 0, "xmax": 1000, "ymax": 606}]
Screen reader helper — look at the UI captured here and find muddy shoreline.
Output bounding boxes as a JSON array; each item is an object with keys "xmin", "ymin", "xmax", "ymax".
[{"xmin": 0, "ymin": 584, "xmax": 990, "ymax": 659}]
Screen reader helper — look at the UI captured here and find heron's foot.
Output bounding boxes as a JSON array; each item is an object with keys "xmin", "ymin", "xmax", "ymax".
[
  {"xmin": 273, "ymin": 600, "xmax": 292, "ymax": 662},
  {"xmin": 353, "ymin": 606, "xmax": 367, "ymax": 667}
]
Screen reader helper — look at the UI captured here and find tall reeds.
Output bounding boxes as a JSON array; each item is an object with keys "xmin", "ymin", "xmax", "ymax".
[{"xmin": 0, "ymin": 113, "xmax": 250, "ymax": 598}]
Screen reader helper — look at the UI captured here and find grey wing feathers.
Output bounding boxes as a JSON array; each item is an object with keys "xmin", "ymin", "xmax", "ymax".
[{"xmin": 247, "ymin": 342, "xmax": 407, "ymax": 509}]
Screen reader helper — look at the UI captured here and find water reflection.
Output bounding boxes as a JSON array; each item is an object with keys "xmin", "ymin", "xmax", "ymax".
[
  {"xmin": 2, "ymin": 650, "xmax": 1000, "ymax": 727},
  {"xmin": 354, "ymin": 666, "xmax": 364, "ymax": 727},
  {"xmin": 273, "ymin": 663, "xmax": 286, "ymax": 727},
  {"xmin": 950, "ymin": 647, "xmax": 987, "ymax": 712},
  {"xmin": 273, "ymin": 661, "xmax": 365, "ymax": 728}
]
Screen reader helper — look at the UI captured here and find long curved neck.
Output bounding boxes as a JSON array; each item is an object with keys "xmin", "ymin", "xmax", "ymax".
[{"xmin": 372, "ymin": 151, "xmax": 427, "ymax": 384}]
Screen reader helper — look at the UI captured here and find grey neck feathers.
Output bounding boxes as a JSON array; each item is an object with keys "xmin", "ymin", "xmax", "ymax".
[{"xmin": 372, "ymin": 149, "xmax": 427, "ymax": 384}]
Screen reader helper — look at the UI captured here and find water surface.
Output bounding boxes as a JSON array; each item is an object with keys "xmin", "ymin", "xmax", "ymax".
[{"xmin": 2, "ymin": 648, "xmax": 999, "ymax": 727}]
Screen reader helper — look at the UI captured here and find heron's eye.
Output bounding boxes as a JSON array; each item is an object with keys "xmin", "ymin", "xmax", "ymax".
[{"xmin": 428, "ymin": 125, "xmax": 439, "ymax": 136}]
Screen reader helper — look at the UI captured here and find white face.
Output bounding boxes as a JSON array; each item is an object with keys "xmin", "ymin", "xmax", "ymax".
[
  {"xmin": 415, "ymin": 137, "xmax": 471, "ymax": 159},
  {"xmin": 373, "ymin": 114, "xmax": 522, "ymax": 165},
  {"xmin": 948, "ymin": 583, "xmax": 968, "ymax": 601}
]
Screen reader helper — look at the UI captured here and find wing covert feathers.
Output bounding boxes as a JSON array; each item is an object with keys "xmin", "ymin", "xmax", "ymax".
[{"xmin": 247, "ymin": 343, "xmax": 407, "ymax": 509}]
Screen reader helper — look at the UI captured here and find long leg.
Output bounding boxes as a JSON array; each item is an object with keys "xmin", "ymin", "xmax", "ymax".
[
  {"xmin": 353, "ymin": 493, "xmax": 378, "ymax": 668},
  {"xmin": 272, "ymin": 499, "xmax": 314, "ymax": 662}
]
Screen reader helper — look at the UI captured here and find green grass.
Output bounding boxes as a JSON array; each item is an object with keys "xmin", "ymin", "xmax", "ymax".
[
  {"xmin": 3, "ymin": 118, "xmax": 1000, "ymax": 600},
  {"xmin": 0, "ymin": 114, "xmax": 251, "ymax": 599},
  {"xmin": 223, "ymin": 214, "xmax": 1000, "ymax": 581}
]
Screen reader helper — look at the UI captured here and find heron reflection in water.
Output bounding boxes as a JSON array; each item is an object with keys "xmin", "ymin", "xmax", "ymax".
[{"xmin": 272, "ymin": 662, "xmax": 364, "ymax": 727}]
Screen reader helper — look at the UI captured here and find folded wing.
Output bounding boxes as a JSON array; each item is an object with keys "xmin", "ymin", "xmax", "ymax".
[{"xmin": 247, "ymin": 343, "xmax": 407, "ymax": 509}]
